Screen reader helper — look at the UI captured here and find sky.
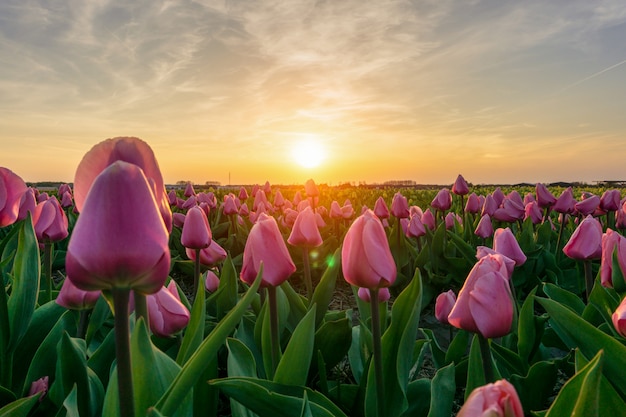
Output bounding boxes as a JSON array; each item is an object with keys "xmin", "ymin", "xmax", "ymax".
[{"xmin": 2, "ymin": 0, "xmax": 626, "ymax": 186}]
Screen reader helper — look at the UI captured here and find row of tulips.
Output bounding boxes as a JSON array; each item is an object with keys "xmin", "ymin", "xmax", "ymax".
[{"xmin": 2, "ymin": 137, "xmax": 626, "ymax": 416}]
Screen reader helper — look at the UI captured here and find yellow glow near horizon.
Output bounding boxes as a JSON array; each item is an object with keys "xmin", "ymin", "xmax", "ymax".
[{"xmin": 291, "ymin": 138, "xmax": 326, "ymax": 169}]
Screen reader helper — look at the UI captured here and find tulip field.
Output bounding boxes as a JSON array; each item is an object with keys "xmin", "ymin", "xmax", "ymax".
[{"xmin": 3, "ymin": 137, "xmax": 626, "ymax": 417}]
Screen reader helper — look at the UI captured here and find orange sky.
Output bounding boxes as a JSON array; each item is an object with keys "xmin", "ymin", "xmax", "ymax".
[{"xmin": 2, "ymin": 1, "xmax": 626, "ymax": 186}]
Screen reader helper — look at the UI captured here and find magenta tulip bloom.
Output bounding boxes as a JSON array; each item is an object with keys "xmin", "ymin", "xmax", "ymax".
[
  {"xmin": 341, "ymin": 202, "xmax": 355, "ymax": 219},
  {"xmin": 186, "ymin": 239, "xmax": 227, "ymax": 267},
  {"xmin": 342, "ymin": 209, "xmax": 397, "ymax": 289},
  {"xmin": 223, "ymin": 194, "xmax": 239, "ymax": 216},
  {"xmin": 476, "ymin": 246, "xmax": 516, "ymax": 275},
  {"xmin": 475, "ymin": 215, "xmax": 494, "ymax": 238},
  {"xmin": 32, "ymin": 197, "xmax": 69, "ymax": 243},
  {"xmin": 465, "ymin": 193, "xmax": 482, "ymax": 214},
  {"xmin": 73, "ymin": 137, "xmax": 172, "ymax": 232},
  {"xmin": 357, "ymin": 287, "xmax": 390, "ymax": 303},
  {"xmin": 373, "ymin": 196, "xmax": 390, "ymax": 220},
  {"xmin": 448, "ymin": 254, "xmax": 513, "ymax": 338},
  {"xmin": 553, "ymin": 187, "xmax": 576, "ymax": 214},
  {"xmin": 421, "ymin": 209, "xmax": 436, "ymax": 230},
  {"xmin": 173, "ymin": 212, "xmax": 186, "ymax": 228},
  {"xmin": 305, "ymin": 179, "xmax": 319, "ymax": 197},
  {"xmin": 184, "ymin": 182, "xmax": 196, "ymax": 197},
  {"xmin": 17, "ymin": 187, "xmax": 37, "ymax": 222},
  {"xmin": 435, "ymin": 290, "xmax": 456, "ymax": 324},
  {"xmin": 452, "ymin": 174, "xmax": 469, "ymax": 196},
  {"xmin": 406, "ymin": 214, "xmax": 426, "ymax": 238},
  {"xmin": 493, "ymin": 228, "xmax": 526, "ymax": 266},
  {"xmin": 457, "ymin": 379, "xmax": 524, "ymax": 417},
  {"xmin": 0, "ymin": 167, "xmax": 28, "ymax": 227},
  {"xmin": 240, "ymin": 213, "xmax": 296, "ymax": 287},
  {"xmin": 600, "ymin": 229, "xmax": 626, "ymax": 288},
  {"xmin": 574, "ymin": 194, "xmax": 600, "ymax": 216},
  {"xmin": 524, "ymin": 201, "xmax": 543, "ymax": 224},
  {"xmin": 205, "ymin": 270, "xmax": 221, "ymax": 292},
  {"xmin": 238, "ymin": 187, "xmax": 249, "ymax": 201},
  {"xmin": 181, "ymin": 206, "xmax": 212, "ymax": 250},
  {"xmin": 56, "ymin": 277, "xmax": 101, "ymax": 310},
  {"xmin": 66, "ymin": 161, "xmax": 170, "ymax": 294},
  {"xmin": 481, "ymin": 195, "xmax": 498, "ymax": 217},
  {"xmin": 562, "ymin": 215, "xmax": 602, "ymax": 260},
  {"xmin": 445, "ymin": 212, "xmax": 461, "ymax": 229},
  {"xmin": 493, "ymin": 197, "xmax": 525, "ymax": 223},
  {"xmin": 492, "ymin": 188, "xmax": 505, "ymax": 206},
  {"xmin": 288, "ymin": 206, "xmax": 323, "ymax": 248},
  {"xmin": 28, "ymin": 376, "xmax": 49, "ymax": 401},
  {"xmin": 601, "ymin": 189, "xmax": 621, "ymax": 211},
  {"xmin": 535, "ymin": 183, "xmax": 557, "ymax": 209},
  {"xmin": 146, "ymin": 282, "xmax": 190, "ymax": 338},
  {"xmin": 612, "ymin": 297, "xmax": 626, "ymax": 338},
  {"xmin": 390, "ymin": 192, "xmax": 410, "ymax": 219},
  {"xmin": 60, "ymin": 191, "xmax": 74, "ymax": 209},
  {"xmin": 329, "ymin": 201, "xmax": 343, "ymax": 219},
  {"xmin": 431, "ymin": 188, "xmax": 452, "ymax": 211}
]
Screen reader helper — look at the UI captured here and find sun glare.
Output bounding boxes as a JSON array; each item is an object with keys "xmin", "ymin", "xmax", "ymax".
[{"xmin": 292, "ymin": 138, "xmax": 326, "ymax": 169}]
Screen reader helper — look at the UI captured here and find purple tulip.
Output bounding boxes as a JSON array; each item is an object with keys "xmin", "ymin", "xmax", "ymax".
[
  {"xmin": 374, "ymin": 196, "xmax": 390, "ymax": 219},
  {"xmin": 431, "ymin": 188, "xmax": 452, "ymax": 211},
  {"xmin": 181, "ymin": 206, "xmax": 212, "ymax": 250},
  {"xmin": 452, "ymin": 174, "xmax": 469, "ymax": 196},
  {"xmin": 563, "ymin": 215, "xmax": 602, "ymax": 260},
  {"xmin": 56, "ymin": 277, "xmax": 101, "ymax": 310},
  {"xmin": 391, "ymin": 192, "xmax": 410, "ymax": 219},
  {"xmin": 32, "ymin": 197, "xmax": 69, "ymax": 243},
  {"xmin": 0, "ymin": 167, "xmax": 28, "ymax": 227}
]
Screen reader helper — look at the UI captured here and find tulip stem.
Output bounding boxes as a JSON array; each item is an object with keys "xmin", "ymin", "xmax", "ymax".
[
  {"xmin": 193, "ymin": 248, "xmax": 201, "ymax": 300},
  {"xmin": 113, "ymin": 288, "xmax": 135, "ymax": 417},
  {"xmin": 77, "ymin": 308, "xmax": 92, "ymax": 340},
  {"xmin": 134, "ymin": 292, "xmax": 149, "ymax": 327},
  {"xmin": 555, "ymin": 214, "xmax": 567, "ymax": 257},
  {"xmin": 267, "ymin": 285, "xmax": 280, "ymax": 378},
  {"xmin": 369, "ymin": 288, "xmax": 385, "ymax": 417},
  {"xmin": 302, "ymin": 248, "xmax": 312, "ymax": 300},
  {"xmin": 478, "ymin": 334, "xmax": 495, "ymax": 383},
  {"xmin": 583, "ymin": 259, "xmax": 594, "ymax": 302},
  {"xmin": 44, "ymin": 242, "xmax": 53, "ymax": 303}
]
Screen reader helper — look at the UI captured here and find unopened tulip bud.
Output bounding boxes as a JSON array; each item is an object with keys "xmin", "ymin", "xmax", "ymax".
[
  {"xmin": 452, "ymin": 174, "xmax": 469, "ymax": 196},
  {"xmin": 435, "ymin": 290, "xmax": 456, "ymax": 324},
  {"xmin": 458, "ymin": 379, "xmax": 523, "ymax": 417},
  {"xmin": 0, "ymin": 167, "xmax": 28, "ymax": 227},
  {"xmin": 563, "ymin": 215, "xmax": 602, "ymax": 260}
]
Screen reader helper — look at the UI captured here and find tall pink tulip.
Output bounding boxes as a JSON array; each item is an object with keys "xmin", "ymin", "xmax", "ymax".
[
  {"xmin": 32, "ymin": 197, "xmax": 69, "ymax": 243},
  {"xmin": 184, "ymin": 182, "xmax": 196, "ymax": 197},
  {"xmin": 447, "ymin": 254, "xmax": 513, "ymax": 338},
  {"xmin": 431, "ymin": 188, "xmax": 452, "ymax": 211},
  {"xmin": 452, "ymin": 174, "xmax": 469, "ymax": 195},
  {"xmin": 288, "ymin": 206, "xmax": 323, "ymax": 248},
  {"xmin": 66, "ymin": 161, "xmax": 170, "ymax": 294},
  {"xmin": 390, "ymin": 192, "xmax": 410, "ymax": 219},
  {"xmin": 553, "ymin": 187, "xmax": 576, "ymax": 214},
  {"xmin": 535, "ymin": 183, "xmax": 556, "ymax": 209},
  {"xmin": 475, "ymin": 215, "xmax": 494, "ymax": 238},
  {"xmin": 73, "ymin": 137, "xmax": 172, "ymax": 232},
  {"xmin": 465, "ymin": 193, "xmax": 482, "ymax": 214},
  {"xmin": 562, "ymin": 215, "xmax": 602, "ymax": 260},
  {"xmin": 481, "ymin": 194, "xmax": 498, "ymax": 217},
  {"xmin": 238, "ymin": 187, "xmax": 249, "ymax": 201},
  {"xmin": 600, "ymin": 189, "xmax": 621, "ymax": 212},
  {"xmin": 373, "ymin": 196, "xmax": 390, "ymax": 220},
  {"xmin": 600, "ymin": 228, "xmax": 626, "ymax": 289},
  {"xmin": 341, "ymin": 209, "xmax": 396, "ymax": 289},
  {"xmin": 406, "ymin": 214, "xmax": 426, "ymax": 238},
  {"xmin": 181, "ymin": 206, "xmax": 212, "ymax": 250},
  {"xmin": 240, "ymin": 213, "xmax": 296, "ymax": 287},
  {"xmin": 186, "ymin": 240, "xmax": 227, "ymax": 267},
  {"xmin": 0, "ymin": 167, "xmax": 28, "ymax": 227},
  {"xmin": 145, "ymin": 282, "xmax": 190, "ymax": 338},
  {"xmin": 305, "ymin": 178, "xmax": 319, "ymax": 198},
  {"xmin": 493, "ymin": 228, "xmax": 526, "ymax": 266},
  {"xmin": 458, "ymin": 379, "xmax": 524, "ymax": 417},
  {"xmin": 223, "ymin": 194, "xmax": 239, "ymax": 216},
  {"xmin": 421, "ymin": 209, "xmax": 436, "ymax": 230},
  {"xmin": 17, "ymin": 187, "xmax": 37, "ymax": 221}
]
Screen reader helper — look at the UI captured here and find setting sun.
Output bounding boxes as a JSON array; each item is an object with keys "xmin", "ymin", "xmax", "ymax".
[{"xmin": 291, "ymin": 138, "xmax": 326, "ymax": 169}]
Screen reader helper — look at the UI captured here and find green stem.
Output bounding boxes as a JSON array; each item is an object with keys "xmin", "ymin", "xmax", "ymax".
[
  {"xmin": 369, "ymin": 288, "xmax": 385, "ymax": 417},
  {"xmin": 478, "ymin": 334, "xmax": 494, "ymax": 383},
  {"xmin": 77, "ymin": 308, "xmax": 92, "ymax": 340},
  {"xmin": 583, "ymin": 259, "xmax": 594, "ymax": 302},
  {"xmin": 268, "ymin": 286, "xmax": 280, "ymax": 378},
  {"xmin": 555, "ymin": 214, "xmax": 567, "ymax": 257},
  {"xmin": 112, "ymin": 288, "xmax": 135, "ymax": 417},
  {"xmin": 302, "ymin": 248, "xmax": 312, "ymax": 300},
  {"xmin": 44, "ymin": 242, "xmax": 53, "ymax": 303},
  {"xmin": 134, "ymin": 292, "xmax": 149, "ymax": 328},
  {"xmin": 0, "ymin": 270, "xmax": 11, "ymax": 388},
  {"xmin": 194, "ymin": 248, "xmax": 201, "ymax": 300}
]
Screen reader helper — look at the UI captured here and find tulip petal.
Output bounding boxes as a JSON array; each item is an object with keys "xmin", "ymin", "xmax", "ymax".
[{"xmin": 468, "ymin": 272, "xmax": 513, "ymax": 339}]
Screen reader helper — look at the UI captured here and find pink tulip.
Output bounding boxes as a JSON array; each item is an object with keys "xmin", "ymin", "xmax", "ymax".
[
  {"xmin": 493, "ymin": 197, "xmax": 524, "ymax": 223},
  {"xmin": 288, "ymin": 206, "xmax": 323, "ymax": 248},
  {"xmin": 431, "ymin": 188, "xmax": 452, "ymax": 211},
  {"xmin": 292, "ymin": 191, "xmax": 302, "ymax": 206},
  {"xmin": 58, "ymin": 183, "xmax": 72, "ymax": 196},
  {"xmin": 492, "ymin": 188, "xmax": 505, "ymax": 206},
  {"xmin": 535, "ymin": 183, "xmax": 556, "ymax": 209},
  {"xmin": 60, "ymin": 191, "xmax": 74, "ymax": 208},
  {"xmin": 239, "ymin": 203, "xmax": 250, "ymax": 217},
  {"xmin": 263, "ymin": 181, "xmax": 271, "ymax": 195},
  {"xmin": 32, "ymin": 197, "xmax": 69, "ymax": 243},
  {"xmin": 452, "ymin": 174, "xmax": 469, "ymax": 196},
  {"xmin": 476, "ymin": 246, "xmax": 516, "ymax": 275},
  {"xmin": 562, "ymin": 215, "xmax": 602, "ymax": 260},
  {"xmin": 181, "ymin": 196, "xmax": 197, "ymax": 211},
  {"xmin": 37, "ymin": 192, "xmax": 49, "ymax": 203},
  {"xmin": 421, "ymin": 209, "xmax": 436, "ymax": 230},
  {"xmin": 342, "ymin": 209, "xmax": 397, "ymax": 289},
  {"xmin": 465, "ymin": 193, "xmax": 482, "ymax": 214},
  {"xmin": 445, "ymin": 212, "xmax": 461, "ymax": 229},
  {"xmin": 601, "ymin": 189, "xmax": 621, "ymax": 211},
  {"xmin": 184, "ymin": 182, "xmax": 196, "ymax": 197},
  {"xmin": 328, "ymin": 201, "xmax": 342, "ymax": 218},
  {"xmin": 240, "ymin": 213, "xmax": 296, "ymax": 287},
  {"xmin": 205, "ymin": 270, "xmax": 221, "ymax": 292},
  {"xmin": 457, "ymin": 379, "xmax": 524, "ymax": 417},
  {"xmin": 481, "ymin": 194, "xmax": 498, "ymax": 217},
  {"xmin": 168, "ymin": 189, "xmax": 178, "ymax": 205},
  {"xmin": 475, "ymin": 215, "xmax": 494, "ymax": 238},
  {"xmin": 493, "ymin": 228, "xmax": 526, "ymax": 266},
  {"xmin": 448, "ymin": 254, "xmax": 513, "ymax": 338},
  {"xmin": 181, "ymin": 206, "xmax": 212, "ymax": 249},
  {"xmin": 17, "ymin": 187, "xmax": 37, "ymax": 221},
  {"xmin": 186, "ymin": 239, "xmax": 227, "ymax": 267},
  {"xmin": 574, "ymin": 194, "xmax": 600, "ymax": 216},
  {"xmin": 406, "ymin": 214, "xmax": 426, "ymax": 238},
  {"xmin": 612, "ymin": 297, "xmax": 626, "ymax": 338},
  {"xmin": 435, "ymin": 290, "xmax": 456, "ymax": 324},
  {"xmin": 391, "ymin": 192, "xmax": 410, "ymax": 219},
  {"xmin": 305, "ymin": 179, "xmax": 319, "ymax": 197},
  {"xmin": 253, "ymin": 190, "xmax": 268, "ymax": 211},
  {"xmin": 223, "ymin": 194, "xmax": 239, "ymax": 216},
  {"xmin": 73, "ymin": 137, "xmax": 172, "ymax": 232},
  {"xmin": 373, "ymin": 196, "xmax": 390, "ymax": 219},
  {"xmin": 238, "ymin": 187, "xmax": 249, "ymax": 201},
  {"xmin": 56, "ymin": 277, "xmax": 101, "ymax": 310},
  {"xmin": 341, "ymin": 202, "xmax": 355, "ymax": 219},
  {"xmin": 281, "ymin": 208, "xmax": 299, "ymax": 228},
  {"xmin": 617, "ymin": 206, "xmax": 626, "ymax": 229},
  {"xmin": 28, "ymin": 376, "xmax": 49, "ymax": 401},
  {"xmin": 146, "ymin": 283, "xmax": 190, "ymax": 337},
  {"xmin": 0, "ymin": 167, "xmax": 28, "ymax": 227},
  {"xmin": 600, "ymin": 229, "xmax": 626, "ymax": 288},
  {"xmin": 553, "ymin": 187, "xmax": 576, "ymax": 214},
  {"xmin": 524, "ymin": 201, "xmax": 543, "ymax": 224},
  {"xmin": 66, "ymin": 161, "xmax": 170, "ymax": 294},
  {"xmin": 357, "ymin": 287, "xmax": 390, "ymax": 303},
  {"xmin": 273, "ymin": 190, "xmax": 285, "ymax": 208},
  {"xmin": 315, "ymin": 212, "xmax": 326, "ymax": 228},
  {"xmin": 523, "ymin": 192, "xmax": 535, "ymax": 205},
  {"xmin": 172, "ymin": 212, "xmax": 186, "ymax": 228}
]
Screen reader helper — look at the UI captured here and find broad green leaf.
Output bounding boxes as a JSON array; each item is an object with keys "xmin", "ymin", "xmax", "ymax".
[
  {"xmin": 447, "ymin": 230, "xmax": 479, "ymax": 267},
  {"xmin": 510, "ymin": 360, "xmax": 558, "ymax": 413},
  {"xmin": 310, "ymin": 317, "xmax": 352, "ymax": 379},
  {"xmin": 309, "ymin": 248, "xmax": 341, "ymax": 327},
  {"xmin": 542, "ymin": 283, "xmax": 585, "ymax": 316},
  {"xmin": 544, "ymin": 350, "xmax": 604, "ymax": 417},
  {"xmin": 365, "ymin": 268, "xmax": 422, "ymax": 417},
  {"xmin": 574, "ymin": 350, "xmax": 625, "ymax": 414},
  {"xmin": 280, "ymin": 280, "xmax": 307, "ymax": 331},
  {"xmin": 7, "ymin": 214, "xmax": 40, "ymax": 353},
  {"xmin": 465, "ymin": 335, "xmax": 501, "ymax": 400},
  {"xmin": 155, "ymin": 268, "xmax": 262, "ymax": 416},
  {"xmin": 427, "ymin": 363, "xmax": 455, "ymax": 417},
  {"xmin": 517, "ymin": 287, "xmax": 546, "ymax": 366},
  {"xmin": 536, "ymin": 296, "xmax": 626, "ymax": 398},
  {"xmin": 226, "ymin": 338, "xmax": 259, "ymax": 417},
  {"xmin": 214, "ymin": 254, "xmax": 240, "ymax": 318},
  {"xmin": 444, "ymin": 329, "xmax": 470, "ymax": 367},
  {"xmin": 176, "ymin": 268, "xmax": 206, "ymax": 365},
  {"xmin": 347, "ymin": 325, "xmax": 365, "ymax": 384},
  {"xmin": 210, "ymin": 377, "xmax": 348, "ymax": 417},
  {"xmin": 300, "ymin": 391, "xmax": 314, "ymax": 417},
  {"xmin": 583, "ymin": 277, "xmax": 620, "ymax": 328},
  {"xmin": 0, "ymin": 394, "xmax": 40, "ymax": 417},
  {"xmin": 61, "ymin": 385, "xmax": 80, "ymax": 417},
  {"xmin": 399, "ymin": 379, "xmax": 431, "ymax": 417},
  {"xmin": 274, "ymin": 307, "xmax": 316, "ymax": 386}
]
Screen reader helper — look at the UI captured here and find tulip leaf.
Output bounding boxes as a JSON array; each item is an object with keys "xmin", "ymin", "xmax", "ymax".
[
  {"xmin": 399, "ymin": 379, "xmax": 431, "ymax": 417},
  {"xmin": 544, "ymin": 350, "xmax": 604, "ymax": 417},
  {"xmin": 427, "ymin": 362, "xmax": 456, "ymax": 417},
  {"xmin": 176, "ymin": 265, "xmax": 206, "ymax": 365},
  {"xmin": 574, "ymin": 350, "xmax": 626, "ymax": 413},
  {"xmin": 309, "ymin": 248, "xmax": 341, "ymax": 327},
  {"xmin": 348, "ymin": 325, "xmax": 365, "ymax": 384},
  {"xmin": 155, "ymin": 267, "xmax": 262, "ymax": 416},
  {"xmin": 86, "ymin": 324, "xmax": 116, "ymax": 388},
  {"xmin": 7, "ymin": 214, "xmax": 40, "ymax": 354},
  {"xmin": 583, "ymin": 277, "xmax": 620, "ymax": 328},
  {"xmin": 536, "ymin": 296, "xmax": 626, "ymax": 398},
  {"xmin": 510, "ymin": 360, "xmax": 558, "ymax": 413},
  {"xmin": 215, "ymin": 254, "xmax": 240, "ymax": 318},
  {"xmin": 444, "ymin": 329, "xmax": 471, "ymax": 367},
  {"xmin": 465, "ymin": 335, "xmax": 501, "ymax": 400},
  {"xmin": 447, "ymin": 231, "xmax": 479, "ymax": 267},
  {"xmin": 48, "ymin": 333, "xmax": 89, "ymax": 416},
  {"xmin": 0, "ymin": 394, "xmax": 40, "ymax": 417},
  {"xmin": 310, "ymin": 317, "xmax": 352, "ymax": 380},
  {"xmin": 365, "ymin": 268, "xmax": 422, "ymax": 417},
  {"xmin": 517, "ymin": 287, "xmax": 546, "ymax": 366},
  {"xmin": 300, "ymin": 391, "xmax": 314, "ymax": 417},
  {"xmin": 280, "ymin": 280, "xmax": 307, "ymax": 331},
  {"xmin": 389, "ymin": 219, "xmax": 409, "ymax": 269},
  {"xmin": 60, "ymin": 385, "xmax": 79, "ymax": 417},
  {"xmin": 542, "ymin": 283, "xmax": 585, "ymax": 315},
  {"xmin": 274, "ymin": 307, "xmax": 316, "ymax": 386},
  {"xmin": 226, "ymin": 338, "xmax": 259, "ymax": 417},
  {"xmin": 611, "ymin": 247, "xmax": 626, "ymax": 293},
  {"xmin": 85, "ymin": 295, "xmax": 112, "ymax": 348},
  {"xmin": 210, "ymin": 376, "xmax": 348, "ymax": 417}
]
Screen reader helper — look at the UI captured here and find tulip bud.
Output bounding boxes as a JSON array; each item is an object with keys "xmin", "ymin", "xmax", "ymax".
[
  {"xmin": 0, "ymin": 167, "xmax": 28, "ymax": 227},
  {"xmin": 17, "ymin": 187, "xmax": 37, "ymax": 222},
  {"xmin": 563, "ymin": 215, "xmax": 602, "ymax": 260},
  {"xmin": 574, "ymin": 194, "xmax": 600, "ymax": 216},
  {"xmin": 391, "ymin": 192, "xmax": 410, "ymax": 219},
  {"xmin": 240, "ymin": 213, "xmax": 296, "ymax": 287},
  {"xmin": 431, "ymin": 188, "xmax": 452, "ymax": 211},
  {"xmin": 493, "ymin": 228, "xmax": 526, "ymax": 266},
  {"xmin": 238, "ymin": 187, "xmax": 249, "ymax": 201},
  {"xmin": 464, "ymin": 193, "xmax": 481, "ymax": 214},
  {"xmin": 373, "ymin": 196, "xmax": 390, "ymax": 219},
  {"xmin": 535, "ymin": 183, "xmax": 556, "ymax": 209},
  {"xmin": 406, "ymin": 214, "xmax": 426, "ymax": 238},
  {"xmin": 474, "ymin": 214, "xmax": 494, "ymax": 238},
  {"xmin": 32, "ymin": 197, "xmax": 69, "ymax": 243},
  {"xmin": 205, "ymin": 270, "xmax": 221, "ymax": 292},
  {"xmin": 600, "ymin": 189, "xmax": 621, "ymax": 211},
  {"xmin": 553, "ymin": 187, "xmax": 576, "ymax": 214},
  {"xmin": 600, "ymin": 229, "xmax": 626, "ymax": 289},
  {"xmin": 287, "ymin": 206, "xmax": 323, "ymax": 248},
  {"xmin": 342, "ymin": 210, "xmax": 397, "ymax": 289},
  {"xmin": 357, "ymin": 287, "xmax": 390, "ymax": 303},
  {"xmin": 305, "ymin": 179, "xmax": 319, "ymax": 197},
  {"xmin": 524, "ymin": 201, "xmax": 543, "ymax": 224},
  {"xmin": 457, "ymin": 379, "xmax": 524, "ymax": 417},
  {"xmin": 184, "ymin": 182, "xmax": 196, "ymax": 197},
  {"xmin": 56, "ymin": 277, "xmax": 101, "ymax": 310},
  {"xmin": 421, "ymin": 209, "xmax": 436, "ymax": 230},
  {"xmin": 181, "ymin": 206, "xmax": 212, "ymax": 249},
  {"xmin": 146, "ymin": 283, "xmax": 190, "ymax": 337},
  {"xmin": 66, "ymin": 161, "xmax": 170, "ymax": 294},
  {"xmin": 435, "ymin": 290, "xmax": 456, "ymax": 324},
  {"xmin": 186, "ymin": 240, "xmax": 227, "ymax": 267},
  {"xmin": 28, "ymin": 376, "xmax": 49, "ymax": 401},
  {"xmin": 452, "ymin": 174, "xmax": 469, "ymax": 196}
]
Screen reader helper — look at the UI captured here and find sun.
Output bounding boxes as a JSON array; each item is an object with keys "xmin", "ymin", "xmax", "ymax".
[{"xmin": 291, "ymin": 139, "xmax": 326, "ymax": 168}]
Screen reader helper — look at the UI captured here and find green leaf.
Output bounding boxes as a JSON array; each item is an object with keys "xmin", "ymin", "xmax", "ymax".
[
  {"xmin": 7, "ymin": 214, "xmax": 40, "ymax": 354},
  {"xmin": 584, "ymin": 278, "xmax": 620, "ymax": 328},
  {"xmin": 280, "ymin": 280, "xmax": 307, "ymax": 331},
  {"xmin": 444, "ymin": 329, "xmax": 470, "ymax": 367},
  {"xmin": 365, "ymin": 268, "xmax": 422, "ymax": 417},
  {"xmin": 274, "ymin": 307, "xmax": 316, "ymax": 386},
  {"xmin": 310, "ymin": 317, "xmax": 352, "ymax": 379},
  {"xmin": 210, "ymin": 377, "xmax": 348, "ymax": 417},
  {"xmin": 399, "ymin": 379, "xmax": 430, "ymax": 417},
  {"xmin": 309, "ymin": 248, "xmax": 341, "ymax": 327},
  {"xmin": 510, "ymin": 360, "xmax": 558, "ymax": 413},
  {"xmin": 176, "ymin": 267, "xmax": 206, "ymax": 365},
  {"xmin": 300, "ymin": 391, "xmax": 314, "ymax": 417},
  {"xmin": 542, "ymin": 283, "xmax": 585, "ymax": 316},
  {"xmin": 226, "ymin": 338, "xmax": 259, "ymax": 417},
  {"xmin": 536, "ymin": 296, "xmax": 626, "ymax": 398},
  {"xmin": 0, "ymin": 394, "xmax": 40, "ymax": 417},
  {"xmin": 214, "ymin": 254, "xmax": 240, "ymax": 318},
  {"xmin": 427, "ymin": 363, "xmax": 455, "ymax": 417},
  {"xmin": 517, "ymin": 287, "xmax": 546, "ymax": 366},
  {"xmin": 544, "ymin": 350, "xmax": 604, "ymax": 417},
  {"xmin": 574, "ymin": 350, "xmax": 626, "ymax": 414}
]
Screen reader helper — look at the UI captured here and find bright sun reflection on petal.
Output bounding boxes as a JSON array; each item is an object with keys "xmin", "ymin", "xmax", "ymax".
[{"xmin": 292, "ymin": 137, "xmax": 326, "ymax": 168}]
